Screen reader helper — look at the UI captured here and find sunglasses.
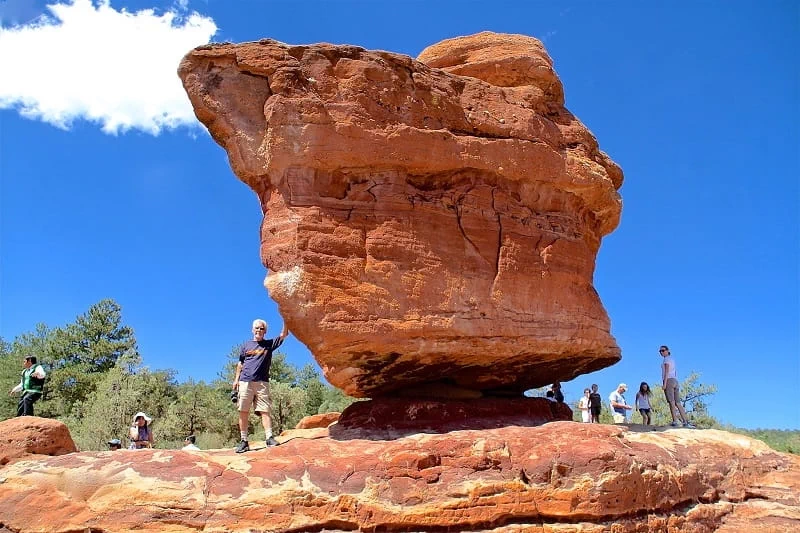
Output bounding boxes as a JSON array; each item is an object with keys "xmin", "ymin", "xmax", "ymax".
[
  {"xmin": 254, "ymin": 326, "xmax": 266, "ymax": 330},
  {"xmin": 659, "ymin": 348, "xmax": 669, "ymax": 352}
]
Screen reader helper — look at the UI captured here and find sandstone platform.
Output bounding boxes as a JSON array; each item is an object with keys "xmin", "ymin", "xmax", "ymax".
[{"xmin": 0, "ymin": 418, "xmax": 797, "ymax": 532}]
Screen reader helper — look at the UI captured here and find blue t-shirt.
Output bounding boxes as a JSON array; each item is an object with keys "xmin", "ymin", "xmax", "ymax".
[{"xmin": 238, "ymin": 337, "xmax": 284, "ymax": 382}]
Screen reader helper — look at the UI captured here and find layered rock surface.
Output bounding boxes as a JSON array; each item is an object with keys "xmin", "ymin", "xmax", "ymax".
[
  {"xmin": 1, "ymin": 420, "xmax": 797, "ymax": 532},
  {"xmin": 179, "ymin": 32, "xmax": 624, "ymax": 397}
]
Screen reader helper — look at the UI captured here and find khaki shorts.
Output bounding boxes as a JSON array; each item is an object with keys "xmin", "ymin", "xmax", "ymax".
[
  {"xmin": 612, "ymin": 412, "xmax": 626, "ymax": 424},
  {"xmin": 238, "ymin": 381, "xmax": 271, "ymax": 415}
]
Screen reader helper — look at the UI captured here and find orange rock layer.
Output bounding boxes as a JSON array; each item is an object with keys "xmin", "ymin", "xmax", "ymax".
[
  {"xmin": 179, "ymin": 32, "xmax": 624, "ymax": 397},
  {"xmin": 0, "ymin": 421, "xmax": 797, "ymax": 532}
]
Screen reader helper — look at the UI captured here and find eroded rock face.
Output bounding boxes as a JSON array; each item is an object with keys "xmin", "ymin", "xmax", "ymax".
[
  {"xmin": 179, "ymin": 32, "xmax": 624, "ymax": 397},
  {"xmin": 1, "ymin": 424, "xmax": 797, "ymax": 532}
]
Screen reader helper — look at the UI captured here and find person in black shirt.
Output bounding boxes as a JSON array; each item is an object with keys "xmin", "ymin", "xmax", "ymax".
[
  {"xmin": 551, "ymin": 381, "xmax": 564, "ymax": 403},
  {"xmin": 588, "ymin": 383, "xmax": 602, "ymax": 423},
  {"xmin": 232, "ymin": 318, "xmax": 289, "ymax": 453}
]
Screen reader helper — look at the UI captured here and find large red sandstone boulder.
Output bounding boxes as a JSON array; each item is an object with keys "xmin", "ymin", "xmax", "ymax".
[
  {"xmin": 0, "ymin": 416, "xmax": 77, "ymax": 465},
  {"xmin": 0, "ymin": 424, "xmax": 796, "ymax": 532},
  {"xmin": 178, "ymin": 32, "xmax": 623, "ymax": 397}
]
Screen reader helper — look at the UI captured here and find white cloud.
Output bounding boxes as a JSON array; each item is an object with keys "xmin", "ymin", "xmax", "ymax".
[{"xmin": 0, "ymin": 0, "xmax": 217, "ymax": 134}]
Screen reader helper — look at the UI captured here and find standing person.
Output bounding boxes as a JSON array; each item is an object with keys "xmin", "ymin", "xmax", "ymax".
[
  {"xmin": 608, "ymin": 383, "xmax": 633, "ymax": 423},
  {"xmin": 8, "ymin": 355, "xmax": 46, "ymax": 417},
  {"xmin": 578, "ymin": 388, "xmax": 591, "ymax": 423},
  {"xmin": 128, "ymin": 412, "xmax": 154, "ymax": 449},
  {"xmin": 551, "ymin": 382, "xmax": 564, "ymax": 403},
  {"xmin": 232, "ymin": 318, "xmax": 290, "ymax": 453},
  {"xmin": 635, "ymin": 382, "xmax": 653, "ymax": 425},
  {"xmin": 589, "ymin": 384, "xmax": 602, "ymax": 423},
  {"xmin": 182, "ymin": 435, "xmax": 200, "ymax": 451},
  {"xmin": 660, "ymin": 345, "xmax": 694, "ymax": 428}
]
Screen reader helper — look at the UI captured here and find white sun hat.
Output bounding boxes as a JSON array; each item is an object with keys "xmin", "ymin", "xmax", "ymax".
[{"xmin": 132, "ymin": 412, "xmax": 152, "ymax": 424}]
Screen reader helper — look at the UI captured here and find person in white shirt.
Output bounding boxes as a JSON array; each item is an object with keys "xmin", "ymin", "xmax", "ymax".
[
  {"xmin": 8, "ymin": 355, "xmax": 47, "ymax": 417},
  {"xmin": 608, "ymin": 383, "xmax": 632, "ymax": 423},
  {"xmin": 660, "ymin": 345, "xmax": 694, "ymax": 428},
  {"xmin": 635, "ymin": 382, "xmax": 653, "ymax": 425},
  {"xmin": 578, "ymin": 388, "xmax": 591, "ymax": 423},
  {"xmin": 182, "ymin": 435, "xmax": 200, "ymax": 451}
]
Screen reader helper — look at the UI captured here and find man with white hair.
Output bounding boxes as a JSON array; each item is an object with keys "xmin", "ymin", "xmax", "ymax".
[
  {"xmin": 608, "ymin": 383, "xmax": 632, "ymax": 424},
  {"xmin": 232, "ymin": 318, "xmax": 289, "ymax": 453}
]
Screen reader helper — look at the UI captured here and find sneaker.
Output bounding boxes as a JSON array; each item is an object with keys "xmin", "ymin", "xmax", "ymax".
[
  {"xmin": 265, "ymin": 436, "xmax": 279, "ymax": 447},
  {"xmin": 683, "ymin": 422, "xmax": 696, "ymax": 429},
  {"xmin": 669, "ymin": 422, "xmax": 680, "ymax": 427},
  {"xmin": 234, "ymin": 440, "xmax": 249, "ymax": 453}
]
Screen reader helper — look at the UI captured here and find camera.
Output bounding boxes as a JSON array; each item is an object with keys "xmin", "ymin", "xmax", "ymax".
[{"xmin": 230, "ymin": 390, "xmax": 238, "ymax": 404}]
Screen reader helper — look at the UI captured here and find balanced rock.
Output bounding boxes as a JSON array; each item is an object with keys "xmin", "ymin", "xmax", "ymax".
[
  {"xmin": 179, "ymin": 32, "xmax": 624, "ymax": 397},
  {"xmin": 1, "ymin": 424, "xmax": 797, "ymax": 532}
]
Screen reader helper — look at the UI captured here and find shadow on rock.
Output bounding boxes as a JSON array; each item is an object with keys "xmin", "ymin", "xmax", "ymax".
[{"xmin": 329, "ymin": 396, "xmax": 572, "ymax": 440}]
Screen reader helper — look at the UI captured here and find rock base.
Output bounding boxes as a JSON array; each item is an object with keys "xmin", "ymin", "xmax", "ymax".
[{"xmin": 0, "ymin": 421, "xmax": 797, "ymax": 532}]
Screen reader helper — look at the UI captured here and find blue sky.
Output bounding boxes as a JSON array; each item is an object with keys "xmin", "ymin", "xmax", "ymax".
[{"xmin": 1, "ymin": 1, "xmax": 797, "ymax": 429}]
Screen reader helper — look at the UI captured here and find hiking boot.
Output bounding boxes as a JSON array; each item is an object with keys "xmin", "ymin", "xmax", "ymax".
[
  {"xmin": 265, "ymin": 436, "xmax": 279, "ymax": 447},
  {"xmin": 234, "ymin": 440, "xmax": 249, "ymax": 453},
  {"xmin": 669, "ymin": 421, "xmax": 680, "ymax": 427},
  {"xmin": 683, "ymin": 422, "xmax": 696, "ymax": 429}
]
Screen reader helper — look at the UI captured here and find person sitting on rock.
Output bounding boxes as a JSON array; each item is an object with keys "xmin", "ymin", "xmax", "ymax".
[
  {"xmin": 8, "ymin": 355, "xmax": 47, "ymax": 417},
  {"xmin": 128, "ymin": 412, "xmax": 154, "ymax": 449}
]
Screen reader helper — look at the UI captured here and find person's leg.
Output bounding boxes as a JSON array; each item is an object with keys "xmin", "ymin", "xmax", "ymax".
[
  {"xmin": 671, "ymin": 380, "xmax": 690, "ymax": 424},
  {"xmin": 236, "ymin": 382, "xmax": 254, "ymax": 452},
  {"xmin": 24, "ymin": 393, "xmax": 40, "ymax": 416},
  {"xmin": 254, "ymin": 382, "xmax": 277, "ymax": 446},
  {"xmin": 16, "ymin": 393, "xmax": 27, "ymax": 417},
  {"xmin": 664, "ymin": 380, "xmax": 680, "ymax": 424},
  {"xmin": 260, "ymin": 412, "xmax": 273, "ymax": 436},
  {"xmin": 238, "ymin": 410, "xmax": 250, "ymax": 437}
]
